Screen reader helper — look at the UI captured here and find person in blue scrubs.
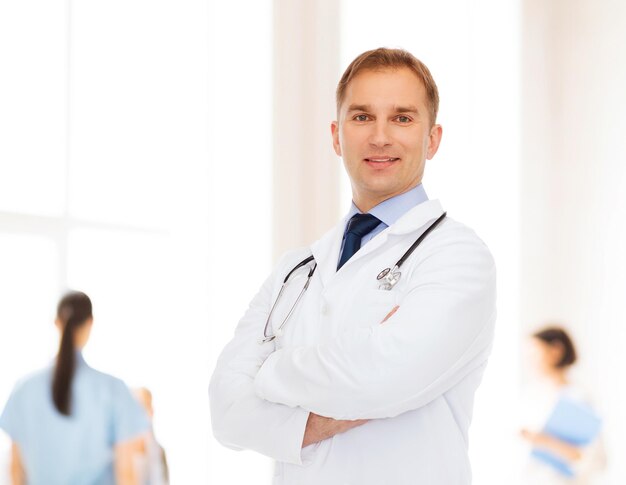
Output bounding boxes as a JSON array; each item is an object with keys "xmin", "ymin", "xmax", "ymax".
[{"xmin": 0, "ymin": 291, "xmax": 149, "ymax": 485}]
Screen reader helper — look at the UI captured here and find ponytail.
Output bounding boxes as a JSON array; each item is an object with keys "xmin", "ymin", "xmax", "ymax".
[{"xmin": 52, "ymin": 291, "xmax": 92, "ymax": 416}]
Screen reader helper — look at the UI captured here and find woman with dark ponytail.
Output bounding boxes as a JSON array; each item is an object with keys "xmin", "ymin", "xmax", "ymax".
[
  {"xmin": 53, "ymin": 291, "xmax": 94, "ymax": 416},
  {"xmin": 0, "ymin": 291, "xmax": 149, "ymax": 485}
]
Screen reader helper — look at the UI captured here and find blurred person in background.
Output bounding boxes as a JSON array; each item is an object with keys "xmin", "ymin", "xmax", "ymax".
[
  {"xmin": 133, "ymin": 387, "xmax": 169, "ymax": 485},
  {"xmin": 520, "ymin": 326, "xmax": 606, "ymax": 484},
  {"xmin": 0, "ymin": 291, "xmax": 149, "ymax": 485}
]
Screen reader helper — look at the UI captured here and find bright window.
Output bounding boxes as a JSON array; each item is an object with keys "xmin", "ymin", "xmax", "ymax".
[{"xmin": 0, "ymin": 1, "xmax": 272, "ymax": 483}]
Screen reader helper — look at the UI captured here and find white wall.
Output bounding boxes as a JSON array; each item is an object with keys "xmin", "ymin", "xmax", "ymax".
[
  {"xmin": 521, "ymin": 0, "xmax": 626, "ymax": 482},
  {"xmin": 206, "ymin": 0, "xmax": 274, "ymax": 482},
  {"xmin": 272, "ymin": 0, "xmax": 342, "ymax": 259}
]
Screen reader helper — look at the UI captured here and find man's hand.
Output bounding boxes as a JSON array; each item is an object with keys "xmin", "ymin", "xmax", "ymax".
[
  {"xmin": 302, "ymin": 412, "xmax": 368, "ymax": 448},
  {"xmin": 520, "ymin": 428, "xmax": 582, "ymax": 462}
]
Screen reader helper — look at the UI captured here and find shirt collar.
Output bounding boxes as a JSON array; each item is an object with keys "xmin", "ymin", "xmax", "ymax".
[
  {"xmin": 347, "ymin": 184, "xmax": 429, "ymax": 227},
  {"xmin": 75, "ymin": 350, "xmax": 87, "ymax": 368}
]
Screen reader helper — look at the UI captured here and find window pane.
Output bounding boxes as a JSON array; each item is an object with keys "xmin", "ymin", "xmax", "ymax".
[
  {"xmin": 67, "ymin": 228, "xmax": 171, "ymax": 382},
  {"xmin": 67, "ymin": 0, "xmax": 198, "ymax": 228},
  {"xmin": 0, "ymin": 234, "xmax": 59, "ymax": 466},
  {"xmin": 0, "ymin": 234, "xmax": 59, "ymax": 382},
  {"xmin": 0, "ymin": 1, "xmax": 67, "ymax": 216}
]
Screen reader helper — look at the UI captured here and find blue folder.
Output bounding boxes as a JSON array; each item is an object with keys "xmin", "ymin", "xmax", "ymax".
[{"xmin": 530, "ymin": 395, "xmax": 602, "ymax": 477}]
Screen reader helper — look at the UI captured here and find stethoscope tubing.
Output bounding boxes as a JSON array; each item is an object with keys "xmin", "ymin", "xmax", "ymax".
[
  {"xmin": 394, "ymin": 211, "xmax": 447, "ymax": 269},
  {"xmin": 283, "ymin": 255, "xmax": 315, "ymax": 283},
  {"xmin": 260, "ymin": 212, "xmax": 446, "ymax": 343}
]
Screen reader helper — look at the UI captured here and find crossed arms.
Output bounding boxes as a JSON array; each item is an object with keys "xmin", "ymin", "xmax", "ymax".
[{"xmin": 209, "ymin": 234, "xmax": 496, "ymax": 464}]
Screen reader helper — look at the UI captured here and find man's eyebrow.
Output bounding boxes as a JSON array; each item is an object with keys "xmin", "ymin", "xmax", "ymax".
[
  {"xmin": 346, "ymin": 104, "xmax": 371, "ymax": 113},
  {"xmin": 394, "ymin": 105, "xmax": 419, "ymax": 114},
  {"xmin": 346, "ymin": 104, "xmax": 420, "ymax": 114}
]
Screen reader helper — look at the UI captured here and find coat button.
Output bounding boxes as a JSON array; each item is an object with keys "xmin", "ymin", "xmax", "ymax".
[{"xmin": 321, "ymin": 303, "xmax": 330, "ymax": 316}]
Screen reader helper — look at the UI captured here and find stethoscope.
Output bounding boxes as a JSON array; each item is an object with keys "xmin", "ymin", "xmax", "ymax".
[{"xmin": 259, "ymin": 212, "xmax": 447, "ymax": 344}]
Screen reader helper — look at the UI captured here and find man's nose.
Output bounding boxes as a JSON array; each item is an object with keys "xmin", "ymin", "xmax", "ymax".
[{"xmin": 368, "ymin": 120, "xmax": 392, "ymax": 148}]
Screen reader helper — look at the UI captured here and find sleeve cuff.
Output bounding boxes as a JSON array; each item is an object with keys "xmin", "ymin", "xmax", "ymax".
[{"xmin": 284, "ymin": 406, "xmax": 311, "ymax": 466}]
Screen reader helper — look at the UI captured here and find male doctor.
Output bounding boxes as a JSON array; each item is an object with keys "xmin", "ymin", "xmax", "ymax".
[{"xmin": 209, "ymin": 48, "xmax": 496, "ymax": 484}]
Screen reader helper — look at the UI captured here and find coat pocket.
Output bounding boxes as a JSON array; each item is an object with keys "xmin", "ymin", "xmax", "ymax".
[{"xmin": 349, "ymin": 288, "xmax": 399, "ymax": 328}]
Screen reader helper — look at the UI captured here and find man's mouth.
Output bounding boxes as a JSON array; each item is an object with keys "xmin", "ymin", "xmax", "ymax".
[
  {"xmin": 364, "ymin": 157, "xmax": 400, "ymax": 163},
  {"xmin": 364, "ymin": 157, "xmax": 400, "ymax": 169}
]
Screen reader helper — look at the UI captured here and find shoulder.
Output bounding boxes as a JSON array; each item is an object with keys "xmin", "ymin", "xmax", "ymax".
[
  {"xmin": 560, "ymin": 384, "xmax": 597, "ymax": 408},
  {"xmin": 273, "ymin": 246, "xmax": 313, "ymax": 275},
  {"xmin": 6, "ymin": 366, "xmax": 52, "ymax": 400},
  {"xmin": 1, "ymin": 367, "xmax": 51, "ymax": 434},
  {"xmin": 393, "ymin": 200, "xmax": 494, "ymax": 264},
  {"xmin": 420, "ymin": 216, "xmax": 495, "ymax": 267},
  {"xmin": 395, "ymin": 215, "xmax": 497, "ymax": 302},
  {"xmin": 434, "ymin": 216, "xmax": 491, "ymax": 247},
  {"xmin": 82, "ymin": 365, "xmax": 130, "ymax": 394}
]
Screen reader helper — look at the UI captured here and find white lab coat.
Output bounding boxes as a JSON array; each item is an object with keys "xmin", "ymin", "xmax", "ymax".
[{"xmin": 209, "ymin": 199, "xmax": 497, "ymax": 485}]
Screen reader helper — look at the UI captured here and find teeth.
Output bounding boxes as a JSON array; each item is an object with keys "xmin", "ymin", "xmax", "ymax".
[{"xmin": 369, "ymin": 158, "xmax": 396, "ymax": 162}]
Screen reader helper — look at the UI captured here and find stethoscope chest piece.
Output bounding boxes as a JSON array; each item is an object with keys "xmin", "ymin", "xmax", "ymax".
[
  {"xmin": 375, "ymin": 211, "xmax": 447, "ymax": 291},
  {"xmin": 377, "ymin": 265, "xmax": 401, "ymax": 290},
  {"xmin": 377, "ymin": 267, "xmax": 391, "ymax": 280},
  {"xmin": 259, "ymin": 212, "xmax": 447, "ymax": 343}
]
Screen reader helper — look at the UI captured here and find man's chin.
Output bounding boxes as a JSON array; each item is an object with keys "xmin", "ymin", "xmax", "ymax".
[{"xmin": 355, "ymin": 183, "xmax": 403, "ymax": 205}]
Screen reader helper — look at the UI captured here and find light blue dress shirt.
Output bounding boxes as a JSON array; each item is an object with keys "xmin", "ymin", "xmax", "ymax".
[
  {"xmin": 0, "ymin": 352, "xmax": 149, "ymax": 485},
  {"xmin": 340, "ymin": 184, "xmax": 429, "ymax": 258}
]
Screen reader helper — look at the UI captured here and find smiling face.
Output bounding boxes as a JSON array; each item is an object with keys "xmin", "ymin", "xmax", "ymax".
[{"xmin": 331, "ymin": 67, "xmax": 442, "ymax": 212}]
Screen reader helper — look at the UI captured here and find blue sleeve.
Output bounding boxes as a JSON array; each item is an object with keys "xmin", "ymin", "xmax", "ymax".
[
  {"xmin": 0, "ymin": 383, "xmax": 26, "ymax": 444},
  {"xmin": 110, "ymin": 380, "xmax": 150, "ymax": 444}
]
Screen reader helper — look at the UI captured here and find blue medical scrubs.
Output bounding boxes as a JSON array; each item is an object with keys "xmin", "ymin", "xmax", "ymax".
[{"xmin": 0, "ymin": 352, "xmax": 149, "ymax": 485}]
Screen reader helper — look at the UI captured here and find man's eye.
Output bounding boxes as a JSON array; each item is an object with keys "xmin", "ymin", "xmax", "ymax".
[
  {"xmin": 354, "ymin": 114, "xmax": 369, "ymax": 122},
  {"xmin": 396, "ymin": 115, "xmax": 411, "ymax": 123}
]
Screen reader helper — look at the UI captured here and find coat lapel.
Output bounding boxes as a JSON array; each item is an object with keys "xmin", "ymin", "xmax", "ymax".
[
  {"xmin": 338, "ymin": 199, "xmax": 445, "ymax": 269},
  {"xmin": 309, "ymin": 199, "xmax": 445, "ymax": 285},
  {"xmin": 386, "ymin": 199, "xmax": 445, "ymax": 236},
  {"xmin": 310, "ymin": 215, "xmax": 348, "ymax": 287}
]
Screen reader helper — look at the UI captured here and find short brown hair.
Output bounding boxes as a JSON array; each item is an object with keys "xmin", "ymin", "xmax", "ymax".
[
  {"xmin": 336, "ymin": 48, "xmax": 440, "ymax": 126},
  {"xmin": 533, "ymin": 326, "xmax": 578, "ymax": 369}
]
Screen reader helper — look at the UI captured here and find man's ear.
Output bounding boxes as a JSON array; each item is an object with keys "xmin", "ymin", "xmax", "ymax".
[
  {"xmin": 331, "ymin": 121, "xmax": 341, "ymax": 157},
  {"xmin": 426, "ymin": 124, "xmax": 443, "ymax": 160}
]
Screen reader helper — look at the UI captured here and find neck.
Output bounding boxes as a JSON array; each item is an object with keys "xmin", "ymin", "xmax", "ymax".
[
  {"xmin": 545, "ymin": 368, "xmax": 568, "ymax": 387},
  {"xmin": 353, "ymin": 182, "xmax": 422, "ymax": 213},
  {"xmin": 353, "ymin": 199, "xmax": 382, "ymax": 213}
]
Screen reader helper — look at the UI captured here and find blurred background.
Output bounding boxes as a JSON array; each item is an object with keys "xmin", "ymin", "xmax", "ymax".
[{"xmin": 0, "ymin": 0, "xmax": 624, "ymax": 483}]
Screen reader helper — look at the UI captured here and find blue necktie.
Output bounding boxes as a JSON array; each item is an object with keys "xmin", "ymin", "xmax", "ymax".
[{"xmin": 337, "ymin": 213, "xmax": 381, "ymax": 270}]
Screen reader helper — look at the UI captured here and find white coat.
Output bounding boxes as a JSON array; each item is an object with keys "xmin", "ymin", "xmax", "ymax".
[{"xmin": 209, "ymin": 199, "xmax": 497, "ymax": 485}]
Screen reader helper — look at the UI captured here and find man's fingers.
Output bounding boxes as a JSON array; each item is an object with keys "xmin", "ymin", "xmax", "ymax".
[{"xmin": 340, "ymin": 418, "xmax": 369, "ymax": 431}]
